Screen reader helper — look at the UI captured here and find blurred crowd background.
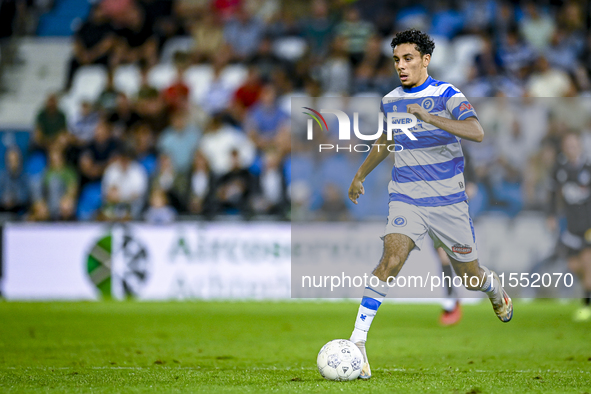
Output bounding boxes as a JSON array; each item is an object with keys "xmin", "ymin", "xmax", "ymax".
[{"xmin": 0, "ymin": 0, "xmax": 591, "ymax": 223}]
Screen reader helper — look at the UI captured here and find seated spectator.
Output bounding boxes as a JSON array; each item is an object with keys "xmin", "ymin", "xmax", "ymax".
[
  {"xmin": 135, "ymin": 80, "xmax": 169, "ymax": 133},
  {"xmin": 111, "ymin": 3, "xmax": 158, "ymax": 68},
  {"xmin": 209, "ymin": 149, "xmax": 256, "ymax": 219},
  {"xmin": 43, "ymin": 145, "xmax": 78, "ymax": 220},
  {"xmin": 247, "ymin": 36, "xmax": 285, "ymax": 82},
  {"xmin": 144, "ymin": 188, "xmax": 177, "ymax": 224},
  {"xmin": 157, "ymin": 110, "xmax": 202, "ymax": 174},
  {"xmin": 65, "ymin": 5, "xmax": 115, "ymax": 91},
  {"xmin": 101, "ymin": 147, "xmax": 148, "ymax": 220},
  {"xmin": 151, "ymin": 154, "xmax": 189, "ymax": 213},
  {"xmin": 79, "ymin": 119, "xmax": 120, "ymax": 187},
  {"xmin": 190, "ymin": 12, "xmax": 225, "ymax": 63},
  {"xmin": 108, "ymin": 93, "xmax": 142, "ymax": 137},
  {"xmin": 130, "ymin": 122, "xmax": 158, "ymax": 177},
  {"xmin": 352, "ymin": 35, "xmax": 391, "ymax": 93},
  {"xmin": 320, "ymin": 36, "xmax": 352, "ymax": 94},
  {"xmin": 188, "ymin": 151, "xmax": 214, "ymax": 214},
  {"xmin": 519, "ymin": 2, "xmax": 555, "ymax": 53},
  {"xmin": 244, "ymin": 84, "xmax": 290, "ymax": 155},
  {"xmin": 301, "ymin": 0, "xmax": 334, "ymax": 60},
  {"xmin": 0, "ymin": 146, "xmax": 29, "ymax": 213},
  {"xmin": 199, "ymin": 114, "xmax": 255, "ymax": 177},
  {"xmin": 229, "ymin": 66, "xmax": 262, "ymax": 123},
  {"xmin": 25, "ymin": 200, "xmax": 50, "ymax": 222},
  {"xmin": 223, "ymin": 6, "xmax": 264, "ymax": 61},
  {"xmin": 200, "ymin": 60, "xmax": 234, "ymax": 115},
  {"xmin": 69, "ymin": 100, "xmax": 101, "ymax": 146},
  {"xmin": 253, "ymin": 149, "xmax": 287, "ymax": 216},
  {"xmin": 97, "ymin": 70, "xmax": 120, "ymax": 114},
  {"xmin": 162, "ymin": 52, "xmax": 191, "ymax": 113},
  {"xmin": 318, "ymin": 183, "xmax": 350, "ymax": 221},
  {"xmin": 32, "ymin": 93, "xmax": 67, "ymax": 152},
  {"xmin": 334, "ymin": 6, "xmax": 375, "ymax": 66},
  {"xmin": 526, "ymin": 56, "xmax": 572, "ymax": 97}
]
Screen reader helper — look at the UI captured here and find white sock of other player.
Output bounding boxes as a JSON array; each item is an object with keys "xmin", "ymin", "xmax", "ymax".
[
  {"xmin": 441, "ymin": 264, "xmax": 457, "ymax": 312},
  {"xmin": 479, "ymin": 266, "xmax": 502, "ymax": 304},
  {"xmin": 350, "ymin": 276, "xmax": 389, "ymax": 344}
]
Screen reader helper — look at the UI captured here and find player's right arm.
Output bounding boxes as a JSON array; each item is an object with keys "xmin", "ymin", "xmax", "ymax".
[{"xmin": 348, "ymin": 133, "xmax": 393, "ymax": 204}]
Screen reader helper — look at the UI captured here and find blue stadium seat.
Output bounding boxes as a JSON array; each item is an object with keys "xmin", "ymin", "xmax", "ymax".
[
  {"xmin": 76, "ymin": 181, "xmax": 102, "ymax": 221},
  {"xmin": 37, "ymin": 0, "xmax": 91, "ymax": 36}
]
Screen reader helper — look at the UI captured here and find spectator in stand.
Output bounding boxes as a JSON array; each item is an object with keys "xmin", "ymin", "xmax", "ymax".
[
  {"xmin": 229, "ymin": 66, "xmax": 262, "ymax": 123},
  {"xmin": 209, "ymin": 149, "xmax": 256, "ymax": 218},
  {"xmin": 223, "ymin": 6, "xmax": 264, "ymax": 61},
  {"xmin": 497, "ymin": 27, "xmax": 535, "ymax": 80},
  {"xmin": 200, "ymin": 59, "xmax": 234, "ymax": 115},
  {"xmin": 190, "ymin": 12, "xmax": 226, "ymax": 63},
  {"xmin": 43, "ymin": 145, "xmax": 78, "ymax": 220},
  {"xmin": 188, "ymin": 150, "xmax": 213, "ymax": 215},
  {"xmin": 334, "ymin": 6, "xmax": 375, "ymax": 66},
  {"xmin": 65, "ymin": 5, "xmax": 115, "ymax": 91},
  {"xmin": 69, "ymin": 101, "xmax": 101, "ymax": 146},
  {"xmin": 157, "ymin": 110, "xmax": 202, "ymax": 174},
  {"xmin": 527, "ymin": 55, "xmax": 572, "ymax": 97},
  {"xmin": 199, "ymin": 114, "xmax": 255, "ymax": 177},
  {"xmin": 244, "ymin": 84, "xmax": 290, "ymax": 155},
  {"xmin": 0, "ymin": 146, "xmax": 29, "ymax": 214},
  {"xmin": 135, "ymin": 78, "xmax": 169, "ymax": 134},
  {"xmin": 352, "ymin": 35, "xmax": 391, "ymax": 93},
  {"xmin": 318, "ymin": 183, "xmax": 350, "ymax": 221},
  {"xmin": 111, "ymin": 3, "xmax": 158, "ymax": 68},
  {"xmin": 320, "ymin": 36, "xmax": 352, "ymax": 94},
  {"xmin": 162, "ymin": 52, "xmax": 190, "ymax": 113},
  {"xmin": 97, "ymin": 70, "xmax": 120, "ymax": 114},
  {"xmin": 301, "ymin": 0, "xmax": 334, "ymax": 60},
  {"xmin": 101, "ymin": 147, "xmax": 148, "ymax": 220},
  {"xmin": 108, "ymin": 93, "xmax": 142, "ymax": 138},
  {"xmin": 139, "ymin": 0, "xmax": 180, "ymax": 50},
  {"xmin": 129, "ymin": 122, "xmax": 158, "ymax": 177},
  {"xmin": 253, "ymin": 149, "xmax": 287, "ymax": 216},
  {"xmin": 26, "ymin": 200, "xmax": 50, "ymax": 222},
  {"xmin": 519, "ymin": 2, "xmax": 555, "ymax": 53},
  {"xmin": 32, "ymin": 93, "xmax": 68, "ymax": 153},
  {"xmin": 79, "ymin": 118, "xmax": 119, "ymax": 188},
  {"xmin": 144, "ymin": 188, "xmax": 177, "ymax": 224},
  {"xmin": 151, "ymin": 153, "xmax": 189, "ymax": 213},
  {"xmin": 247, "ymin": 36, "xmax": 284, "ymax": 82}
]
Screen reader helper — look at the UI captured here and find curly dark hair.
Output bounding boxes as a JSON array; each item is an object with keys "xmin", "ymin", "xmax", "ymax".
[{"xmin": 390, "ymin": 29, "xmax": 435, "ymax": 56}]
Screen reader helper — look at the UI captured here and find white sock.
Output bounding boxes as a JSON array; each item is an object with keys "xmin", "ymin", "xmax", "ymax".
[
  {"xmin": 350, "ymin": 276, "xmax": 389, "ymax": 343},
  {"xmin": 480, "ymin": 266, "xmax": 502, "ymax": 304}
]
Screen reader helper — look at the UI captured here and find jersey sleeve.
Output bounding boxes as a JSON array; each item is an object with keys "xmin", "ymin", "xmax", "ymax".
[
  {"xmin": 446, "ymin": 90, "xmax": 478, "ymax": 121},
  {"xmin": 380, "ymin": 100, "xmax": 388, "ymax": 134}
]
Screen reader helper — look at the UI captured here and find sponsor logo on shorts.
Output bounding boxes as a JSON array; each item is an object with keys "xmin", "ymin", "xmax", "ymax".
[
  {"xmin": 392, "ymin": 216, "xmax": 407, "ymax": 227},
  {"xmin": 452, "ymin": 243, "xmax": 472, "ymax": 254}
]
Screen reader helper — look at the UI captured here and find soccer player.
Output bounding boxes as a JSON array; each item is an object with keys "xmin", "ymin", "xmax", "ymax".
[
  {"xmin": 548, "ymin": 132, "xmax": 591, "ymax": 322},
  {"xmin": 347, "ymin": 29, "xmax": 513, "ymax": 379}
]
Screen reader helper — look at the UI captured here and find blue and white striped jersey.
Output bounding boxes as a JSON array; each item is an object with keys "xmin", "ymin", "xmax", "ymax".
[{"xmin": 381, "ymin": 76, "xmax": 478, "ymax": 207}]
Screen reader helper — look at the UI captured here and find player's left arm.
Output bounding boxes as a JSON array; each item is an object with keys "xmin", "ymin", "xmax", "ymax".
[{"xmin": 406, "ymin": 104, "xmax": 484, "ymax": 143}]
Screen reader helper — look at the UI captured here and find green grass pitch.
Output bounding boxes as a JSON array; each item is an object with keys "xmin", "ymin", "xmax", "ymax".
[{"xmin": 0, "ymin": 300, "xmax": 590, "ymax": 393}]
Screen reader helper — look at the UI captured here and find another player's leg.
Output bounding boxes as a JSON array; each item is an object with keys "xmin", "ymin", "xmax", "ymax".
[
  {"xmin": 571, "ymin": 249, "xmax": 591, "ymax": 322},
  {"xmin": 350, "ymin": 233, "xmax": 415, "ymax": 379},
  {"xmin": 451, "ymin": 258, "xmax": 513, "ymax": 322},
  {"xmin": 437, "ymin": 247, "xmax": 462, "ymax": 326}
]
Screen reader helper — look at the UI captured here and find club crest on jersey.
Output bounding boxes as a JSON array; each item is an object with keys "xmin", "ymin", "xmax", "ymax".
[
  {"xmin": 459, "ymin": 102, "xmax": 473, "ymax": 112},
  {"xmin": 452, "ymin": 243, "xmax": 472, "ymax": 254},
  {"xmin": 421, "ymin": 98, "xmax": 434, "ymax": 110},
  {"xmin": 392, "ymin": 216, "xmax": 407, "ymax": 227}
]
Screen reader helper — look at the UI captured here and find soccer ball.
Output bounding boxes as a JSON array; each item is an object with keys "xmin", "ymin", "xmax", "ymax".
[{"xmin": 316, "ymin": 339, "xmax": 363, "ymax": 381}]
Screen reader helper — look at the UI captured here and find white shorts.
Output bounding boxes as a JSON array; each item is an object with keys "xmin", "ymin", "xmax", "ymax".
[{"xmin": 384, "ymin": 200, "xmax": 478, "ymax": 262}]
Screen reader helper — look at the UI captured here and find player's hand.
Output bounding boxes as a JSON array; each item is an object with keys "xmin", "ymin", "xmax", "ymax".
[
  {"xmin": 546, "ymin": 216, "xmax": 558, "ymax": 232},
  {"xmin": 406, "ymin": 103, "xmax": 432, "ymax": 123},
  {"xmin": 348, "ymin": 177, "xmax": 365, "ymax": 205}
]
